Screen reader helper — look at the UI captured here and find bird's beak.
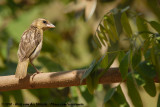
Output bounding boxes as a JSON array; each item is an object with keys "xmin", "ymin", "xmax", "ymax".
[{"xmin": 47, "ymin": 23, "xmax": 55, "ymax": 28}]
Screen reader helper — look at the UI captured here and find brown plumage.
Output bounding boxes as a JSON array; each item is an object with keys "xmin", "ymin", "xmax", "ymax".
[{"xmin": 15, "ymin": 18, "xmax": 55, "ymax": 79}]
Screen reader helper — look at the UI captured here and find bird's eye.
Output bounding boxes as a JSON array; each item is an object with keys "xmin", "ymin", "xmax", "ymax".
[{"xmin": 43, "ymin": 20, "xmax": 47, "ymax": 24}]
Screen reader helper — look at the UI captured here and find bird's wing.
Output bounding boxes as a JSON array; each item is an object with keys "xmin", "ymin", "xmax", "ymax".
[{"xmin": 18, "ymin": 28, "xmax": 41, "ymax": 61}]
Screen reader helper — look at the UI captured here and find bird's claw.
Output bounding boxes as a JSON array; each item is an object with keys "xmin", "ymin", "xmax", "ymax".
[
  {"xmin": 36, "ymin": 71, "xmax": 41, "ymax": 74},
  {"xmin": 32, "ymin": 71, "xmax": 42, "ymax": 80}
]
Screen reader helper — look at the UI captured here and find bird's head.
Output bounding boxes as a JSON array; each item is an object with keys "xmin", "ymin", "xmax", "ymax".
[{"xmin": 31, "ymin": 18, "xmax": 55, "ymax": 30}]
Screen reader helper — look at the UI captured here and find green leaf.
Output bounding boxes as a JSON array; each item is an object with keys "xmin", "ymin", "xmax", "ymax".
[
  {"xmin": 100, "ymin": 54, "xmax": 108, "ymax": 68},
  {"xmin": 104, "ymin": 88, "xmax": 116, "ymax": 103},
  {"xmin": 109, "ymin": 13, "xmax": 119, "ymax": 40},
  {"xmin": 111, "ymin": 8, "xmax": 123, "ymax": 36},
  {"xmin": 99, "ymin": 41, "xmax": 119, "ymax": 78},
  {"xmin": 93, "ymin": 74, "xmax": 99, "ymax": 89},
  {"xmin": 98, "ymin": 52, "xmax": 118, "ymax": 78},
  {"xmin": 136, "ymin": 61, "xmax": 156, "ymax": 97},
  {"xmin": 86, "ymin": 75, "xmax": 94, "ymax": 94},
  {"xmin": 143, "ymin": 77, "xmax": 156, "ymax": 97},
  {"xmin": 132, "ymin": 51, "xmax": 141, "ymax": 69},
  {"xmin": 119, "ymin": 51, "xmax": 130, "ymax": 80},
  {"xmin": 121, "ymin": 12, "xmax": 132, "ymax": 37},
  {"xmin": 149, "ymin": 21, "xmax": 160, "ymax": 33},
  {"xmin": 86, "ymin": 77, "xmax": 98, "ymax": 95},
  {"xmin": 136, "ymin": 16, "xmax": 148, "ymax": 39},
  {"xmin": 103, "ymin": 19, "xmax": 116, "ymax": 43},
  {"xmin": 118, "ymin": 51, "xmax": 125, "ymax": 63},
  {"xmin": 93, "ymin": 35, "xmax": 102, "ymax": 48},
  {"xmin": 127, "ymin": 74, "xmax": 143, "ymax": 107},
  {"xmin": 96, "ymin": 55, "xmax": 106, "ymax": 66},
  {"xmin": 80, "ymin": 60, "xmax": 96, "ymax": 83},
  {"xmin": 100, "ymin": 24, "xmax": 111, "ymax": 46},
  {"xmin": 87, "ymin": 56, "xmax": 106, "ymax": 94},
  {"xmin": 104, "ymin": 13, "xmax": 119, "ymax": 43},
  {"xmin": 157, "ymin": 94, "xmax": 160, "ymax": 107},
  {"xmin": 86, "ymin": 71, "xmax": 99, "ymax": 94},
  {"xmin": 136, "ymin": 61, "xmax": 156, "ymax": 78},
  {"xmin": 97, "ymin": 30, "xmax": 106, "ymax": 46},
  {"xmin": 81, "ymin": 55, "xmax": 105, "ymax": 93},
  {"xmin": 100, "ymin": 24, "xmax": 107, "ymax": 33}
]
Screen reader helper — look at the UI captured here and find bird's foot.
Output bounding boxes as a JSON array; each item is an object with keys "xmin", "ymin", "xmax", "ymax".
[
  {"xmin": 36, "ymin": 70, "xmax": 42, "ymax": 74},
  {"xmin": 32, "ymin": 71, "xmax": 42, "ymax": 80}
]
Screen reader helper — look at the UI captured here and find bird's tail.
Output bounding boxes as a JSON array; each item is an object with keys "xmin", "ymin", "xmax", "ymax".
[{"xmin": 15, "ymin": 59, "xmax": 29, "ymax": 79}]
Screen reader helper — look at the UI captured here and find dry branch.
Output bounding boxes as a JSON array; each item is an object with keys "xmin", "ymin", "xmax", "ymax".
[{"xmin": 0, "ymin": 68, "xmax": 159, "ymax": 92}]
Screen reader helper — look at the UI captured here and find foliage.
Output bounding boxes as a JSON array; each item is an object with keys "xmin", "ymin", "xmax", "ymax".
[{"xmin": 81, "ymin": 6, "xmax": 160, "ymax": 107}]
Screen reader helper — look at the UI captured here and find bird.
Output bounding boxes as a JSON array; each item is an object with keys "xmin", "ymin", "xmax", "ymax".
[{"xmin": 15, "ymin": 18, "xmax": 55, "ymax": 79}]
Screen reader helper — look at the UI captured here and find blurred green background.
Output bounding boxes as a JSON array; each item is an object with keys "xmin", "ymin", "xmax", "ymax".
[{"xmin": 0, "ymin": 0, "xmax": 160, "ymax": 107}]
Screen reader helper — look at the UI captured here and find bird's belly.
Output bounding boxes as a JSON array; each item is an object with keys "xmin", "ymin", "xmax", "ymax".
[{"xmin": 30, "ymin": 41, "xmax": 42, "ymax": 61}]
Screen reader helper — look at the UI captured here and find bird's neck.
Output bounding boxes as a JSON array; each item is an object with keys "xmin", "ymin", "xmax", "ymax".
[
  {"xmin": 30, "ymin": 25, "xmax": 37, "ymax": 29},
  {"xmin": 30, "ymin": 26, "xmax": 43, "ymax": 40},
  {"xmin": 30, "ymin": 25, "xmax": 43, "ymax": 33}
]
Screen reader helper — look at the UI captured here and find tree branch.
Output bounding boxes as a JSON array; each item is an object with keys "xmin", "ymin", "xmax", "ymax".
[{"xmin": 0, "ymin": 68, "xmax": 158, "ymax": 92}]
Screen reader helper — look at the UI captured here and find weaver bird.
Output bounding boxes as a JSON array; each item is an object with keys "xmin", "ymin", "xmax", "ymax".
[{"xmin": 15, "ymin": 18, "xmax": 55, "ymax": 79}]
